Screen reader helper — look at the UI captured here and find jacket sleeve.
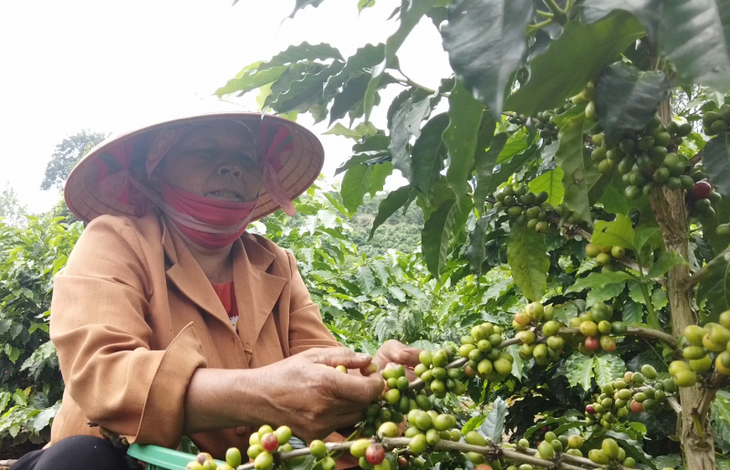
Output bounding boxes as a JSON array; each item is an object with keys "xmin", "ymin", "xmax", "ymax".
[
  {"xmin": 50, "ymin": 216, "xmax": 207, "ymax": 448},
  {"xmin": 284, "ymin": 251, "xmax": 341, "ymax": 355}
]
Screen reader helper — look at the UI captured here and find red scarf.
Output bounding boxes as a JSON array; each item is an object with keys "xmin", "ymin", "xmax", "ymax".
[{"xmin": 161, "ymin": 183, "xmax": 256, "ymax": 249}]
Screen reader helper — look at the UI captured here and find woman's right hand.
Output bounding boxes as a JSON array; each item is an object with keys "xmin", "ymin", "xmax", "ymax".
[{"xmin": 248, "ymin": 347, "xmax": 384, "ymax": 441}]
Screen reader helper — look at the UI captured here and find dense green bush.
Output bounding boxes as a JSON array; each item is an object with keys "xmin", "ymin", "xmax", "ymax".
[{"xmin": 0, "ymin": 216, "xmax": 82, "ymax": 452}]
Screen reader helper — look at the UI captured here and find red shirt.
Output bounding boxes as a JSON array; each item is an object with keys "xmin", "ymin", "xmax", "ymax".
[{"xmin": 211, "ymin": 282, "xmax": 239, "ymax": 329}]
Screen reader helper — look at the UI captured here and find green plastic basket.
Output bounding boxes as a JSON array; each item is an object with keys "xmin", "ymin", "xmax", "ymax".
[{"xmin": 127, "ymin": 444, "xmax": 225, "ymax": 470}]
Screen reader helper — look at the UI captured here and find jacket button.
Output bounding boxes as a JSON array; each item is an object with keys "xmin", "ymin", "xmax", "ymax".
[{"xmin": 235, "ymin": 426, "xmax": 248, "ymax": 436}]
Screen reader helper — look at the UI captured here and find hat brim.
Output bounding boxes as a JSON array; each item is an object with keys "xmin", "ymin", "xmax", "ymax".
[{"xmin": 64, "ymin": 112, "xmax": 324, "ymax": 224}]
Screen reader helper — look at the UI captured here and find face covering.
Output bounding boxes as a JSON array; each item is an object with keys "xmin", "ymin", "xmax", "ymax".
[
  {"xmin": 160, "ymin": 183, "xmax": 257, "ymax": 249},
  {"xmin": 130, "ymin": 179, "xmax": 257, "ymax": 249}
]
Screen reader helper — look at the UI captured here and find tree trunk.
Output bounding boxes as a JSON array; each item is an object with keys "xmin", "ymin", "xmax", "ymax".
[{"xmin": 653, "ymin": 101, "xmax": 716, "ymax": 469}]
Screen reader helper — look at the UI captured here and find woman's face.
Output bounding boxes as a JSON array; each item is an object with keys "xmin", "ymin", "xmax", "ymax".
[{"xmin": 158, "ymin": 121, "xmax": 263, "ymax": 202}]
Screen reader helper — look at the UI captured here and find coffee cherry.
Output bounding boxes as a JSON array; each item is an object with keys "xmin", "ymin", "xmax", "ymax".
[
  {"xmin": 321, "ymin": 456, "xmax": 336, "ymax": 470},
  {"xmin": 692, "ymin": 180, "xmax": 713, "ymax": 199},
  {"xmin": 252, "ymin": 451, "xmax": 273, "ymax": 470},
  {"xmin": 260, "ymin": 433, "xmax": 279, "ymax": 452},
  {"xmin": 226, "ymin": 448, "xmax": 242, "ymax": 468},
  {"xmin": 310, "ymin": 440, "xmax": 328, "ymax": 459},
  {"xmin": 361, "ymin": 363, "xmax": 379, "ymax": 376},
  {"xmin": 350, "ymin": 439, "xmax": 372, "ymax": 459},
  {"xmin": 538, "ymin": 441, "xmax": 555, "ymax": 459},
  {"xmin": 366, "ymin": 443, "xmax": 386, "ymax": 465},
  {"xmin": 409, "ymin": 433, "xmax": 428, "ymax": 454}
]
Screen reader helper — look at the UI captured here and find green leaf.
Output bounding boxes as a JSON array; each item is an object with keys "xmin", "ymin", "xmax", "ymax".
[
  {"xmin": 622, "ymin": 300, "xmax": 643, "ymax": 325},
  {"xmin": 369, "ymin": 162, "xmax": 394, "ymax": 196},
  {"xmin": 498, "ymin": 129, "xmax": 529, "ymax": 163},
  {"xmin": 363, "ymin": 0, "xmax": 439, "ymax": 120},
  {"xmin": 289, "ymin": 0, "xmax": 327, "ymax": 18},
  {"xmin": 555, "ymin": 114, "xmax": 592, "ymax": 224},
  {"xmin": 647, "ymin": 251, "xmax": 687, "ymax": 279},
  {"xmin": 324, "ymin": 122, "xmax": 378, "ymax": 140},
  {"xmin": 628, "ymin": 280, "xmax": 647, "ymax": 305},
  {"xmin": 264, "ymin": 42, "xmax": 344, "ymax": 66},
  {"xmin": 567, "ymin": 271, "xmax": 634, "ymax": 294},
  {"xmin": 593, "ymin": 354, "xmax": 626, "ymax": 387},
  {"xmin": 652, "ymin": 288, "xmax": 668, "ymax": 311},
  {"xmin": 563, "ymin": 351, "xmax": 595, "ymax": 390},
  {"xmin": 588, "ymin": 281, "xmax": 628, "ymax": 305},
  {"xmin": 474, "ymin": 133, "xmax": 508, "ymax": 212},
  {"xmin": 580, "ymin": 0, "xmax": 663, "ymax": 44},
  {"xmin": 268, "ymin": 66, "xmax": 342, "ymax": 114},
  {"xmin": 441, "ymin": 0, "xmax": 534, "ymax": 116},
  {"xmin": 660, "ymin": 0, "xmax": 730, "ymax": 93},
  {"xmin": 389, "ymin": 91, "xmax": 437, "ymax": 181},
  {"xmin": 358, "ymin": 0, "xmax": 376, "ymax": 11},
  {"xmin": 702, "ymin": 134, "xmax": 730, "ymax": 197},
  {"xmin": 479, "ymin": 396, "xmax": 508, "ymax": 443},
  {"xmin": 329, "ymin": 74, "xmax": 371, "ymax": 125},
  {"xmin": 462, "ymin": 414, "xmax": 487, "ymax": 435},
  {"xmin": 444, "ymin": 80, "xmax": 485, "ymax": 206},
  {"xmin": 412, "ymin": 114, "xmax": 450, "ymax": 194},
  {"xmin": 505, "ymin": 12, "xmax": 645, "ymax": 115},
  {"xmin": 599, "ymin": 184, "xmax": 632, "ymax": 215},
  {"xmin": 341, "ymin": 164, "xmax": 372, "ymax": 215},
  {"xmin": 529, "ymin": 168, "xmax": 565, "ymax": 206},
  {"xmin": 594, "ymin": 62, "xmax": 670, "ymax": 146},
  {"xmin": 369, "ymin": 186, "xmax": 413, "ymax": 239},
  {"xmin": 634, "ymin": 226, "xmax": 662, "ymax": 253},
  {"xmin": 466, "ymin": 216, "xmax": 488, "ymax": 276},
  {"xmin": 4, "ymin": 344, "xmax": 20, "ymax": 363},
  {"xmin": 422, "ymin": 199, "xmax": 459, "ymax": 277},
  {"xmin": 486, "ymin": 145, "xmax": 537, "ymax": 197},
  {"xmin": 712, "ymin": 390, "xmax": 730, "ymax": 455},
  {"xmin": 697, "ymin": 250, "xmax": 730, "ymax": 313},
  {"xmin": 507, "ymin": 223, "xmax": 550, "ymax": 301},
  {"xmin": 356, "ymin": 266, "xmax": 376, "ymax": 294},
  {"xmin": 215, "ymin": 66, "xmax": 288, "ymax": 97},
  {"xmin": 592, "ymin": 214, "xmax": 636, "ymax": 250}
]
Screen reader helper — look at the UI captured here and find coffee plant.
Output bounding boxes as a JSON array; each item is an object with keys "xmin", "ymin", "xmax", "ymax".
[
  {"xmin": 0, "ymin": 216, "xmax": 81, "ymax": 453},
  {"xmin": 217, "ymin": 0, "xmax": 730, "ymax": 468}
]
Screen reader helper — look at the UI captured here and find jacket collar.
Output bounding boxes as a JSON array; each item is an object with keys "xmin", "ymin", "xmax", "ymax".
[{"xmin": 160, "ymin": 217, "xmax": 286, "ymax": 351}]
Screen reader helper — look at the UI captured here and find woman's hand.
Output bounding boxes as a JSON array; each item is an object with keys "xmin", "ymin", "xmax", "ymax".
[
  {"xmin": 250, "ymin": 347, "xmax": 385, "ymax": 441},
  {"xmin": 373, "ymin": 340, "xmax": 422, "ymax": 380}
]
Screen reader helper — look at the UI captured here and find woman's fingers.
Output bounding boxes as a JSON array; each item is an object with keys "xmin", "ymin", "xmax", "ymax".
[
  {"xmin": 397, "ymin": 347, "xmax": 422, "ymax": 367},
  {"xmin": 304, "ymin": 347, "xmax": 373, "ymax": 369},
  {"xmin": 327, "ymin": 369, "xmax": 384, "ymax": 404}
]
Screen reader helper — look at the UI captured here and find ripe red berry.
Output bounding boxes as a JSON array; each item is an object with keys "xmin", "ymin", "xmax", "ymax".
[
  {"xmin": 584, "ymin": 336, "xmax": 600, "ymax": 352},
  {"xmin": 366, "ymin": 443, "xmax": 385, "ymax": 465},
  {"xmin": 585, "ymin": 405, "xmax": 596, "ymax": 414},
  {"xmin": 630, "ymin": 400, "xmax": 644, "ymax": 413},
  {"xmin": 515, "ymin": 312, "xmax": 531, "ymax": 326},
  {"xmin": 541, "ymin": 426, "xmax": 548, "ymax": 432},
  {"xmin": 398, "ymin": 457, "xmax": 408, "ymax": 468},
  {"xmin": 261, "ymin": 433, "xmax": 279, "ymax": 452},
  {"xmin": 692, "ymin": 180, "xmax": 713, "ymax": 199}
]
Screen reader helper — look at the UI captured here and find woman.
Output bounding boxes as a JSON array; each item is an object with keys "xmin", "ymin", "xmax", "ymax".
[{"xmin": 12, "ymin": 112, "xmax": 419, "ymax": 470}]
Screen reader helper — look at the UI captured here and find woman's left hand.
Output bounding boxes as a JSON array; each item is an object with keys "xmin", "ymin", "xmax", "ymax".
[{"xmin": 373, "ymin": 340, "xmax": 422, "ymax": 380}]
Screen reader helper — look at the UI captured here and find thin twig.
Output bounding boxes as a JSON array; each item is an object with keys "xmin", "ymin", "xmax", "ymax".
[
  {"xmin": 235, "ymin": 437, "xmax": 615, "ymax": 470},
  {"xmin": 558, "ymin": 327, "xmax": 677, "ymax": 348},
  {"xmin": 686, "ymin": 248, "xmax": 730, "ymax": 289}
]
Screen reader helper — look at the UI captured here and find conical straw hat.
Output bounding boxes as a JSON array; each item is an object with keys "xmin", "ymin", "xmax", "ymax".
[{"xmin": 64, "ymin": 111, "xmax": 324, "ymax": 224}]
